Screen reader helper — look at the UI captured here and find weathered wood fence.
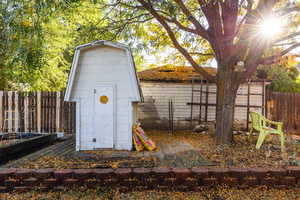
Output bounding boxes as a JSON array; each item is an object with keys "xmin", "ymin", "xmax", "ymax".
[
  {"xmin": 1, "ymin": 90, "xmax": 300, "ymax": 133},
  {"xmin": 266, "ymin": 90, "xmax": 300, "ymax": 132},
  {"xmin": 0, "ymin": 91, "xmax": 75, "ymax": 134}
]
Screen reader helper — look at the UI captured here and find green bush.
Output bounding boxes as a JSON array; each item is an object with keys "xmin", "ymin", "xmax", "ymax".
[{"xmin": 267, "ymin": 65, "xmax": 300, "ymax": 93}]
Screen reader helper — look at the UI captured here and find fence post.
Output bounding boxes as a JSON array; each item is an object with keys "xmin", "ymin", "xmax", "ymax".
[
  {"xmin": 24, "ymin": 94, "xmax": 29, "ymax": 132},
  {"xmin": 8, "ymin": 91, "xmax": 13, "ymax": 133},
  {"xmin": 262, "ymin": 80, "xmax": 266, "ymax": 116},
  {"xmin": 0, "ymin": 91, "xmax": 3, "ymax": 131},
  {"xmin": 56, "ymin": 92, "xmax": 61, "ymax": 132},
  {"xmin": 14, "ymin": 92, "xmax": 19, "ymax": 132},
  {"xmin": 37, "ymin": 92, "xmax": 41, "ymax": 133},
  {"xmin": 246, "ymin": 81, "xmax": 250, "ymax": 131},
  {"xmin": 205, "ymin": 83, "xmax": 209, "ymax": 122}
]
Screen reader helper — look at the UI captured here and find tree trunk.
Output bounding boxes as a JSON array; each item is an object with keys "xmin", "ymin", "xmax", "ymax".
[{"xmin": 215, "ymin": 68, "xmax": 240, "ymax": 144}]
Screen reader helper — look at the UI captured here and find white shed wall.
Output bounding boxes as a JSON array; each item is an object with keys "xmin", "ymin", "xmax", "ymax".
[
  {"xmin": 138, "ymin": 82, "xmax": 264, "ymax": 129},
  {"xmin": 71, "ymin": 46, "xmax": 136, "ymax": 100},
  {"xmin": 71, "ymin": 46, "xmax": 137, "ymax": 150}
]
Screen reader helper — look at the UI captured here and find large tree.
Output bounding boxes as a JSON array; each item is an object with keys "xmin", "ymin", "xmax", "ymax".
[
  {"xmin": 104, "ymin": 0, "xmax": 300, "ymax": 144},
  {"xmin": 0, "ymin": 0, "xmax": 150, "ymax": 90}
]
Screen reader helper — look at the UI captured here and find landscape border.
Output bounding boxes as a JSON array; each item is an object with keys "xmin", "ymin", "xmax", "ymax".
[{"xmin": 0, "ymin": 167, "xmax": 299, "ymax": 192}]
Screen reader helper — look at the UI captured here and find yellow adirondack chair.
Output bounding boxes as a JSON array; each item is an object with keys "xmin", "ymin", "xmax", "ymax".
[{"xmin": 249, "ymin": 112, "xmax": 285, "ymax": 152}]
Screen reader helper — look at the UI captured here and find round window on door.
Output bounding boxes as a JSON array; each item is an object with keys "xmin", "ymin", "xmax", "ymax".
[{"xmin": 100, "ymin": 95, "xmax": 109, "ymax": 104}]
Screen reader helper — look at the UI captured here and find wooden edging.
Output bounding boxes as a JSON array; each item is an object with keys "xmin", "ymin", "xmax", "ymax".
[{"xmin": 0, "ymin": 167, "xmax": 299, "ymax": 192}]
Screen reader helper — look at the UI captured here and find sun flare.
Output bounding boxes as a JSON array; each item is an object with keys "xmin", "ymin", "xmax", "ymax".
[{"xmin": 258, "ymin": 15, "xmax": 284, "ymax": 38}]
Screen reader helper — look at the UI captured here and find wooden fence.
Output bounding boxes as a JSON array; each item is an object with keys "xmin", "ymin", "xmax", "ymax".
[
  {"xmin": 2, "ymin": 90, "xmax": 300, "ymax": 134},
  {"xmin": 266, "ymin": 90, "xmax": 300, "ymax": 132},
  {"xmin": 0, "ymin": 91, "xmax": 75, "ymax": 134}
]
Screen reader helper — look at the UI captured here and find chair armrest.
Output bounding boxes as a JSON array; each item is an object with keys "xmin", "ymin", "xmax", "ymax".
[
  {"xmin": 266, "ymin": 119, "xmax": 282, "ymax": 125},
  {"xmin": 265, "ymin": 119, "xmax": 283, "ymax": 130}
]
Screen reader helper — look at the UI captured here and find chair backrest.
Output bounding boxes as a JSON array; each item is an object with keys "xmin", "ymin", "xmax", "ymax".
[{"xmin": 250, "ymin": 112, "xmax": 263, "ymax": 131}]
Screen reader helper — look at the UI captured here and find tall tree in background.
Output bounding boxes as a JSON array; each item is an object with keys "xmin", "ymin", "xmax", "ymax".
[
  {"xmin": 104, "ymin": 0, "xmax": 300, "ymax": 144},
  {"xmin": 0, "ymin": 0, "xmax": 75, "ymax": 90},
  {"xmin": 0, "ymin": 0, "xmax": 152, "ymax": 90}
]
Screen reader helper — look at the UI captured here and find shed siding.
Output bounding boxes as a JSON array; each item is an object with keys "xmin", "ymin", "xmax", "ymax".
[
  {"xmin": 116, "ymin": 100, "xmax": 132, "ymax": 150},
  {"xmin": 71, "ymin": 46, "xmax": 136, "ymax": 100},
  {"xmin": 70, "ymin": 46, "xmax": 137, "ymax": 150},
  {"xmin": 79, "ymin": 97, "xmax": 94, "ymax": 150},
  {"xmin": 138, "ymin": 82, "xmax": 263, "ymax": 129}
]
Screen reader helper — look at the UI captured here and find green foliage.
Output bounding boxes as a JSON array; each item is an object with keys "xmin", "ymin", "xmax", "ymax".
[
  {"xmin": 1, "ymin": 0, "xmax": 299, "ymax": 92},
  {"xmin": 0, "ymin": 0, "xmax": 80, "ymax": 91},
  {"xmin": 0, "ymin": 0, "xmax": 124, "ymax": 91},
  {"xmin": 267, "ymin": 64, "xmax": 300, "ymax": 93}
]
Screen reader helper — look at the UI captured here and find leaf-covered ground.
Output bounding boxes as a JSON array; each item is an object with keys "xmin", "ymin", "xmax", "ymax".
[
  {"xmin": 0, "ymin": 186, "xmax": 299, "ymax": 200},
  {"xmin": 147, "ymin": 130, "xmax": 300, "ymax": 168},
  {"xmin": 8, "ymin": 130, "xmax": 300, "ymax": 168}
]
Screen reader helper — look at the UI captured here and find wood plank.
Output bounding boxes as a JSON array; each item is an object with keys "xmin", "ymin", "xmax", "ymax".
[
  {"xmin": 186, "ymin": 102, "xmax": 262, "ymax": 108},
  {"xmin": 0, "ymin": 91, "xmax": 3, "ymax": 132},
  {"xmin": 37, "ymin": 91, "xmax": 41, "ymax": 133},
  {"xmin": 60, "ymin": 92, "xmax": 64, "ymax": 133},
  {"xmin": 24, "ymin": 93, "xmax": 29, "ymax": 132},
  {"xmin": 56, "ymin": 92, "xmax": 61, "ymax": 132},
  {"xmin": 52, "ymin": 92, "xmax": 55, "ymax": 133},
  {"xmin": 7, "ymin": 91, "xmax": 13, "ymax": 133},
  {"xmin": 246, "ymin": 82, "xmax": 250, "ymax": 131},
  {"xmin": 205, "ymin": 84, "xmax": 208, "ymax": 122},
  {"xmin": 262, "ymin": 80, "xmax": 265, "ymax": 115},
  {"xmin": 45, "ymin": 92, "xmax": 49, "ymax": 132},
  {"xmin": 190, "ymin": 79, "xmax": 194, "ymax": 128},
  {"xmin": 14, "ymin": 92, "xmax": 19, "ymax": 132},
  {"xmin": 199, "ymin": 80, "xmax": 203, "ymax": 123}
]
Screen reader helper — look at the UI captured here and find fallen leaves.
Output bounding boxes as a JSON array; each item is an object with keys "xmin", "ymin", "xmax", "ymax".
[
  {"xmin": 21, "ymin": 155, "xmax": 157, "ymax": 169},
  {"xmin": 0, "ymin": 186, "xmax": 299, "ymax": 200},
  {"xmin": 147, "ymin": 130, "xmax": 300, "ymax": 168},
  {"xmin": 14, "ymin": 130, "xmax": 300, "ymax": 169}
]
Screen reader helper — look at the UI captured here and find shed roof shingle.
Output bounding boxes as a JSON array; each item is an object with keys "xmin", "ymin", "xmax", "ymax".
[{"xmin": 138, "ymin": 65, "xmax": 216, "ymax": 82}]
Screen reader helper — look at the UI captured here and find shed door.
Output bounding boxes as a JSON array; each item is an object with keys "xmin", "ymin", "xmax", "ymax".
[{"xmin": 93, "ymin": 86, "xmax": 114, "ymax": 148}]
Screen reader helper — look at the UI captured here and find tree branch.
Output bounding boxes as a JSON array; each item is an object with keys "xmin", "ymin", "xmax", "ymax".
[
  {"xmin": 276, "ymin": 6, "xmax": 300, "ymax": 16},
  {"xmin": 173, "ymin": 0, "xmax": 209, "ymax": 40},
  {"xmin": 136, "ymin": 0, "xmax": 215, "ymax": 82},
  {"xmin": 161, "ymin": 16, "xmax": 199, "ymax": 35},
  {"xmin": 275, "ymin": 31, "xmax": 300, "ymax": 44},
  {"xmin": 279, "ymin": 42, "xmax": 300, "ymax": 56},
  {"xmin": 258, "ymin": 42, "xmax": 300, "ymax": 65},
  {"xmin": 189, "ymin": 52, "xmax": 214, "ymax": 56}
]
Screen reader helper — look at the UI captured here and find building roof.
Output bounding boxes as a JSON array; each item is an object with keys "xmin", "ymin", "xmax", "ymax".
[
  {"xmin": 138, "ymin": 65, "xmax": 269, "ymax": 83},
  {"xmin": 64, "ymin": 40, "xmax": 143, "ymax": 102},
  {"xmin": 138, "ymin": 65, "xmax": 217, "ymax": 83}
]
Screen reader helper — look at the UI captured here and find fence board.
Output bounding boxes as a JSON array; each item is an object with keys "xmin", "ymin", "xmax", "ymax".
[
  {"xmin": 0, "ymin": 91, "xmax": 75, "ymax": 134},
  {"xmin": 56, "ymin": 92, "xmax": 61, "ymax": 132},
  {"xmin": 14, "ymin": 92, "xmax": 19, "ymax": 132},
  {"xmin": 37, "ymin": 92, "xmax": 41, "ymax": 132},
  {"xmin": 267, "ymin": 90, "xmax": 300, "ymax": 132},
  {"xmin": 0, "ymin": 91, "xmax": 3, "ymax": 131}
]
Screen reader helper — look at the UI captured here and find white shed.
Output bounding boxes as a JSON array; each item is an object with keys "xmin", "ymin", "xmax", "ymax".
[{"xmin": 64, "ymin": 40, "xmax": 143, "ymax": 151}]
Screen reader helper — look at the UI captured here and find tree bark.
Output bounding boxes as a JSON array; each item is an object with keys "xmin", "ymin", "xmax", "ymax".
[{"xmin": 215, "ymin": 67, "xmax": 239, "ymax": 144}]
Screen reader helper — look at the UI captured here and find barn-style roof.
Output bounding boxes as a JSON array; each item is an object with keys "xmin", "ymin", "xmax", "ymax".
[
  {"xmin": 138, "ymin": 65, "xmax": 216, "ymax": 83},
  {"xmin": 64, "ymin": 40, "xmax": 143, "ymax": 102}
]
